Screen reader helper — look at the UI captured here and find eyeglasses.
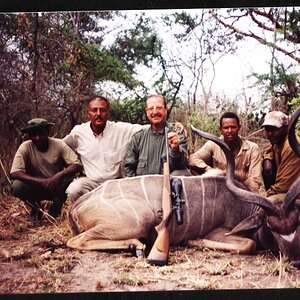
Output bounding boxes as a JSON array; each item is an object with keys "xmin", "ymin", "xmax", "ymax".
[
  {"xmin": 146, "ymin": 105, "xmax": 165, "ymax": 112},
  {"xmin": 89, "ymin": 108, "xmax": 108, "ymax": 113}
]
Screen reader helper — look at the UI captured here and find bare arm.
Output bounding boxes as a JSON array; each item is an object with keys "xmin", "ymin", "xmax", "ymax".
[
  {"xmin": 188, "ymin": 141, "xmax": 214, "ymax": 174},
  {"xmin": 11, "ymin": 170, "xmax": 45, "ymax": 186},
  {"xmin": 11, "ymin": 163, "xmax": 81, "ymax": 192}
]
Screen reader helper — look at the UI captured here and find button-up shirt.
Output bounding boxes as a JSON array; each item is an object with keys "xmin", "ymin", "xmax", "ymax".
[
  {"xmin": 63, "ymin": 121, "xmax": 142, "ymax": 183},
  {"xmin": 124, "ymin": 122, "xmax": 187, "ymax": 176},
  {"xmin": 263, "ymin": 136, "xmax": 300, "ymax": 197},
  {"xmin": 189, "ymin": 136, "xmax": 263, "ymax": 194}
]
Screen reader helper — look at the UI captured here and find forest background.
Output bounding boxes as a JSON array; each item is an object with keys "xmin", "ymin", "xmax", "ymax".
[{"xmin": 0, "ymin": 7, "xmax": 299, "ymax": 194}]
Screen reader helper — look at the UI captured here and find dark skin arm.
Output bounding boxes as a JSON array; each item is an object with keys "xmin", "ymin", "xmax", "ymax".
[{"xmin": 11, "ymin": 163, "xmax": 82, "ymax": 193}]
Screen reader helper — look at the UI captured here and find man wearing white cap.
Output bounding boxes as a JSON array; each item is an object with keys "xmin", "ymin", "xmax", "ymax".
[{"xmin": 262, "ymin": 111, "xmax": 300, "ymax": 197}]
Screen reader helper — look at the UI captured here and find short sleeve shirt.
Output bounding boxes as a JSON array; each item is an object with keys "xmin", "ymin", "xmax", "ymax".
[
  {"xmin": 10, "ymin": 137, "xmax": 81, "ymax": 178},
  {"xmin": 63, "ymin": 121, "xmax": 143, "ymax": 182}
]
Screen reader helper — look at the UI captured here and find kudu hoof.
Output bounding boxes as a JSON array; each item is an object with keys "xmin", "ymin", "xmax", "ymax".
[{"xmin": 129, "ymin": 244, "xmax": 145, "ymax": 258}]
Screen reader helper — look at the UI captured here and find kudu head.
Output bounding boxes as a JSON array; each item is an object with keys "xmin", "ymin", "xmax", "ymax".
[{"xmin": 191, "ymin": 109, "xmax": 300, "ymax": 267}]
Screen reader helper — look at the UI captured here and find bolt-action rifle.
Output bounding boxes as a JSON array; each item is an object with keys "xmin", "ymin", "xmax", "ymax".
[
  {"xmin": 171, "ymin": 178, "xmax": 185, "ymax": 225},
  {"xmin": 147, "ymin": 127, "xmax": 172, "ymax": 266}
]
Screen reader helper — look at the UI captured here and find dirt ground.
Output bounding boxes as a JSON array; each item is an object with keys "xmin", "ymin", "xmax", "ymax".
[{"xmin": 1, "ymin": 195, "xmax": 300, "ymax": 296}]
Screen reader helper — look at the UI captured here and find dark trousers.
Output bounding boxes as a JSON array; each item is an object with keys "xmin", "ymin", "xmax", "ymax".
[{"xmin": 11, "ymin": 176, "xmax": 74, "ymax": 212}]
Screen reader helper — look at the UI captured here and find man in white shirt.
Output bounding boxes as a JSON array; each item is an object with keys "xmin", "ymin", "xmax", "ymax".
[{"xmin": 64, "ymin": 95, "xmax": 143, "ymax": 202}]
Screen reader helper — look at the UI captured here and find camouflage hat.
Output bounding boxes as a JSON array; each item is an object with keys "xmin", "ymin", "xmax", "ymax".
[
  {"xmin": 262, "ymin": 111, "xmax": 288, "ymax": 128},
  {"xmin": 21, "ymin": 118, "xmax": 55, "ymax": 133}
]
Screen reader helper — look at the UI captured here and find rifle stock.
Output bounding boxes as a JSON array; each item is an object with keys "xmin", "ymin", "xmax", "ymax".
[{"xmin": 147, "ymin": 127, "xmax": 172, "ymax": 266}]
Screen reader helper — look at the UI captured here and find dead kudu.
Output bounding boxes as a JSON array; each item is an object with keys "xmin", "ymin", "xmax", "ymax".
[
  {"xmin": 67, "ymin": 157, "xmax": 258, "ymax": 258},
  {"xmin": 67, "ymin": 173, "xmax": 259, "ymax": 257},
  {"xmin": 67, "ymin": 108, "xmax": 300, "ymax": 266}
]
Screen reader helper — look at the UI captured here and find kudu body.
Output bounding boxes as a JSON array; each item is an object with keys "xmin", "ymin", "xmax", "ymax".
[
  {"xmin": 67, "ymin": 106, "xmax": 300, "ymax": 266},
  {"xmin": 67, "ymin": 174, "xmax": 258, "ymax": 255}
]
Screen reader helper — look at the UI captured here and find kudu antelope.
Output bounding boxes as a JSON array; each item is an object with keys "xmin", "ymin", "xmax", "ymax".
[{"xmin": 67, "ymin": 107, "xmax": 300, "ymax": 266}]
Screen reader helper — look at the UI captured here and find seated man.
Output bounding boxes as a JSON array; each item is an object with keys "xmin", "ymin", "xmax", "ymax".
[
  {"xmin": 189, "ymin": 112, "xmax": 263, "ymax": 194},
  {"xmin": 124, "ymin": 95, "xmax": 189, "ymax": 176},
  {"xmin": 10, "ymin": 118, "xmax": 82, "ymax": 222},
  {"xmin": 63, "ymin": 95, "xmax": 143, "ymax": 202},
  {"xmin": 262, "ymin": 111, "xmax": 300, "ymax": 198}
]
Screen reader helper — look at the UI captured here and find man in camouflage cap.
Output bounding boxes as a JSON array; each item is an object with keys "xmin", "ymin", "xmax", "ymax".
[
  {"xmin": 262, "ymin": 111, "xmax": 300, "ymax": 197},
  {"xmin": 10, "ymin": 118, "xmax": 82, "ymax": 222}
]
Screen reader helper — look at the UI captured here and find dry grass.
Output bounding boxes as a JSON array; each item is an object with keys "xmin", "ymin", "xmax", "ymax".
[{"xmin": 1, "ymin": 194, "xmax": 300, "ymax": 294}]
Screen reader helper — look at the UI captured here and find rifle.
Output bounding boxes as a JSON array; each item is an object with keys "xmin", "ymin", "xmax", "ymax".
[
  {"xmin": 171, "ymin": 178, "xmax": 184, "ymax": 225},
  {"xmin": 147, "ymin": 126, "xmax": 172, "ymax": 266}
]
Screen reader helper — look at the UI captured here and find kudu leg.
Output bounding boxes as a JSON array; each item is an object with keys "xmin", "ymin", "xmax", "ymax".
[
  {"xmin": 188, "ymin": 227, "xmax": 256, "ymax": 255},
  {"xmin": 67, "ymin": 231, "xmax": 145, "ymax": 256}
]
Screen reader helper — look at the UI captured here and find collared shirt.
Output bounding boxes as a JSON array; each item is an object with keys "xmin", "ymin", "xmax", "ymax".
[
  {"xmin": 189, "ymin": 136, "xmax": 263, "ymax": 193},
  {"xmin": 10, "ymin": 138, "xmax": 81, "ymax": 178},
  {"xmin": 124, "ymin": 122, "xmax": 187, "ymax": 176},
  {"xmin": 264, "ymin": 136, "xmax": 300, "ymax": 197},
  {"xmin": 63, "ymin": 121, "xmax": 143, "ymax": 183}
]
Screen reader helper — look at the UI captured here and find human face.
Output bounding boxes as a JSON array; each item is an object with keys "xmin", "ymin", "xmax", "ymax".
[
  {"xmin": 29, "ymin": 128, "xmax": 49, "ymax": 152},
  {"xmin": 220, "ymin": 118, "xmax": 240, "ymax": 143},
  {"xmin": 87, "ymin": 99, "xmax": 110, "ymax": 134},
  {"xmin": 145, "ymin": 96, "xmax": 167, "ymax": 129},
  {"xmin": 264, "ymin": 125, "xmax": 287, "ymax": 145}
]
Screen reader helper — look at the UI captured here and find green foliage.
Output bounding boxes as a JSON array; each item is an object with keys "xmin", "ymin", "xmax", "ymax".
[
  {"xmin": 110, "ymin": 97, "xmax": 147, "ymax": 124},
  {"xmin": 188, "ymin": 109, "xmax": 220, "ymax": 151},
  {"xmin": 251, "ymin": 62, "xmax": 299, "ymax": 112},
  {"xmin": 189, "ymin": 109, "xmax": 220, "ymax": 136},
  {"xmin": 110, "ymin": 14, "xmax": 163, "ymax": 72},
  {"xmin": 63, "ymin": 38, "xmax": 140, "ymax": 89},
  {"xmin": 289, "ymin": 94, "xmax": 300, "ymax": 112},
  {"xmin": 278, "ymin": 8, "xmax": 300, "ymax": 44},
  {"xmin": 170, "ymin": 12, "xmax": 197, "ymax": 37},
  {"xmin": 254, "ymin": 64, "xmax": 298, "ymax": 87}
]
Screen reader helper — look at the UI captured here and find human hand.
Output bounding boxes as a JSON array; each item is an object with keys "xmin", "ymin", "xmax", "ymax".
[
  {"xmin": 263, "ymin": 159, "xmax": 274, "ymax": 178},
  {"xmin": 174, "ymin": 122, "xmax": 187, "ymax": 137},
  {"xmin": 40, "ymin": 172, "xmax": 63, "ymax": 192},
  {"xmin": 167, "ymin": 131, "xmax": 180, "ymax": 151}
]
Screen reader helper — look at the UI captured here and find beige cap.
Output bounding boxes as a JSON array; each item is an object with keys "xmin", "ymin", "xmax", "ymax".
[{"xmin": 262, "ymin": 111, "xmax": 288, "ymax": 128}]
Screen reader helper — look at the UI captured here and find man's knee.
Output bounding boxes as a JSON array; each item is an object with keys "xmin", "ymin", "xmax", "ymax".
[
  {"xmin": 171, "ymin": 168, "xmax": 192, "ymax": 176},
  {"xmin": 11, "ymin": 180, "xmax": 29, "ymax": 199},
  {"xmin": 66, "ymin": 177, "xmax": 100, "ymax": 202},
  {"xmin": 66, "ymin": 179, "xmax": 88, "ymax": 202}
]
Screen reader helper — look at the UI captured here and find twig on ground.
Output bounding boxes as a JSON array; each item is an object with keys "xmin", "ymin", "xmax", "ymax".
[{"xmin": 0, "ymin": 156, "xmax": 11, "ymax": 184}]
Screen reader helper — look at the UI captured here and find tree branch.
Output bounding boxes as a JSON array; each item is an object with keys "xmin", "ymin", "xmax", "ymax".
[{"xmin": 209, "ymin": 9, "xmax": 300, "ymax": 63}]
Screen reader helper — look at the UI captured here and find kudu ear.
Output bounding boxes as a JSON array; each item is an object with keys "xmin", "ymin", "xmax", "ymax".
[
  {"xmin": 288, "ymin": 105, "xmax": 300, "ymax": 157},
  {"xmin": 190, "ymin": 125, "xmax": 279, "ymax": 215},
  {"xmin": 225, "ymin": 210, "xmax": 265, "ymax": 236}
]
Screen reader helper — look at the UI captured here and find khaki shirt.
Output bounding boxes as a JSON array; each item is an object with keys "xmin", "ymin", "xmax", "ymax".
[
  {"xmin": 189, "ymin": 136, "xmax": 263, "ymax": 193},
  {"xmin": 10, "ymin": 137, "xmax": 81, "ymax": 178},
  {"xmin": 264, "ymin": 136, "xmax": 300, "ymax": 197}
]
